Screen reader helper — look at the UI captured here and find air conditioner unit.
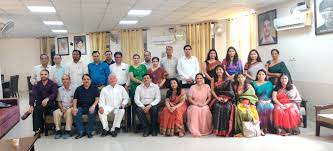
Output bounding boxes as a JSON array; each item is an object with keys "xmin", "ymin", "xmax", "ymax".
[
  {"xmin": 274, "ymin": 11, "xmax": 312, "ymax": 31},
  {"xmin": 151, "ymin": 35, "xmax": 175, "ymax": 45}
]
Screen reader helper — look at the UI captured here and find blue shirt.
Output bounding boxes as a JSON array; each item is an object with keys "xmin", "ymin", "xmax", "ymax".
[
  {"xmin": 88, "ymin": 61, "xmax": 110, "ymax": 86},
  {"xmin": 53, "ymin": 65, "xmax": 65, "ymax": 86}
]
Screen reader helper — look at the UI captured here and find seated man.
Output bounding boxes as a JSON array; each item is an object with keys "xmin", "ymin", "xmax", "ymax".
[
  {"xmin": 72, "ymin": 74, "xmax": 99, "ymax": 139},
  {"xmin": 98, "ymin": 74, "xmax": 129, "ymax": 137},
  {"xmin": 134, "ymin": 74, "xmax": 161, "ymax": 137},
  {"xmin": 53, "ymin": 74, "xmax": 75, "ymax": 139},
  {"xmin": 28, "ymin": 69, "xmax": 57, "ymax": 136}
]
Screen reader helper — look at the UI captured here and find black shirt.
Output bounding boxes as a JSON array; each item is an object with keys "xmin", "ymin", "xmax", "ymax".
[{"xmin": 74, "ymin": 85, "xmax": 99, "ymax": 108}]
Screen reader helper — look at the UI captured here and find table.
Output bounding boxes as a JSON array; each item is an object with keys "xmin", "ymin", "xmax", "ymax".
[{"xmin": 0, "ymin": 136, "xmax": 38, "ymax": 151}]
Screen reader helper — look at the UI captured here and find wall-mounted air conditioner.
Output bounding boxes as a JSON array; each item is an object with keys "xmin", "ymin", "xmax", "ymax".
[
  {"xmin": 151, "ymin": 35, "xmax": 175, "ymax": 45},
  {"xmin": 274, "ymin": 11, "xmax": 312, "ymax": 31}
]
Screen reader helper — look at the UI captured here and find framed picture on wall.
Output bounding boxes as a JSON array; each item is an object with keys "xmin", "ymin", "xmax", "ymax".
[
  {"xmin": 315, "ymin": 0, "xmax": 333, "ymax": 35},
  {"xmin": 258, "ymin": 9, "xmax": 278, "ymax": 46},
  {"xmin": 57, "ymin": 37, "xmax": 69, "ymax": 56},
  {"xmin": 74, "ymin": 35, "xmax": 87, "ymax": 55}
]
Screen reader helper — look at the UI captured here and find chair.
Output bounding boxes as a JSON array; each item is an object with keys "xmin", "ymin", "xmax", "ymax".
[
  {"xmin": 3, "ymin": 76, "xmax": 16, "ymax": 98},
  {"xmin": 1, "ymin": 74, "xmax": 4, "ymax": 83},
  {"xmin": 314, "ymin": 104, "xmax": 333, "ymax": 136},
  {"xmin": 27, "ymin": 76, "xmax": 33, "ymax": 98},
  {"xmin": 12, "ymin": 75, "xmax": 19, "ymax": 97}
]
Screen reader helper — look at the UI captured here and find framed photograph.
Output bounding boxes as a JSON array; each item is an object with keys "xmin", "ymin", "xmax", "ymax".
[
  {"xmin": 57, "ymin": 37, "xmax": 69, "ymax": 56},
  {"xmin": 74, "ymin": 35, "xmax": 87, "ymax": 55},
  {"xmin": 315, "ymin": 0, "xmax": 333, "ymax": 35},
  {"xmin": 258, "ymin": 9, "xmax": 278, "ymax": 46}
]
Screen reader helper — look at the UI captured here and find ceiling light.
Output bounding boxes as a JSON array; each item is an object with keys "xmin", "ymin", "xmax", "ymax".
[
  {"xmin": 128, "ymin": 10, "xmax": 152, "ymax": 16},
  {"xmin": 52, "ymin": 29, "xmax": 67, "ymax": 33},
  {"xmin": 43, "ymin": 21, "xmax": 64, "ymax": 25},
  {"xmin": 27, "ymin": 6, "xmax": 56, "ymax": 13},
  {"xmin": 119, "ymin": 20, "xmax": 138, "ymax": 25}
]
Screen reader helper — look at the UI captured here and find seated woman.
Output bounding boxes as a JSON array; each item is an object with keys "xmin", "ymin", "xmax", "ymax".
[
  {"xmin": 147, "ymin": 57, "xmax": 168, "ymax": 88},
  {"xmin": 187, "ymin": 73, "xmax": 212, "ymax": 137},
  {"xmin": 252, "ymin": 69, "xmax": 274, "ymax": 135},
  {"xmin": 203, "ymin": 49, "xmax": 221, "ymax": 83},
  {"xmin": 210, "ymin": 65, "xmax": 235, "ymax": 137},
  {"xmin": 244, "ymin": 49, "xmax": 265, "ymax": 82},
  {"xmin": 272, "ymin": 74, "xmax": 302, "ymax": 136},
  {"xmin": 159, "ymin": 78, "xmax": 187, "ymax": 137},
  {"xmin": 266, "ymin": 49, "xmax": 292, "ymax": 85},
  {"xmin": 233, "ymin": 73, "xmax": 259, "ymax": 137}
]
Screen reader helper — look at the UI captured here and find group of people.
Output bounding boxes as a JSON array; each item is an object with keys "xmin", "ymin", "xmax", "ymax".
[{"xmin": 27, "ymin": 44, "xmax": 302, "ymax": 139}]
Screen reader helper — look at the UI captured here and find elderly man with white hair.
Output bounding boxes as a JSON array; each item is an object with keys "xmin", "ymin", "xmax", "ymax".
[{"xmin": 98, "ymin": 74, "xmax": 129, "ymax": 137}]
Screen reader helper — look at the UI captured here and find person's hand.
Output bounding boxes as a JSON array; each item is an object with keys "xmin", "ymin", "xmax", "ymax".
[
  {"xmin": 42, "ymin": 98, "xmax": 49, "ymax": 107},
  {"xmin": 222, "ymin": 98, "xmax": 228, "ymax": 103},
  {"xmin": 72, "ymin": 108, "xmax": 78, "ymax": 116},
  {"xmin": 61, "ymin": 107, "xmax": 66, "ymax": 114},
  {"xmin": 121, "ymin": 104, "xmax": 126, "ymax": 109},
  {"xmin": 89, "ymin": 105, "xmax": 96, "ymax": 114},
  {"xmin": 28, "ymin": 106, "xmax": 34, "ymax": 113},
  {"xmin": 144, "ymin": 105, "xmax": 152, "ymax": 113},
  {"xmin": 125, "ymin": 85, "xmax": 129, "ymax": 91},
  {"xmin": 99, "ymin": 107, "xmax": 104, "ymax": 114},
  {"xmin": 170, "ymin": 106, "xmax": 176, "ymax": 112}
]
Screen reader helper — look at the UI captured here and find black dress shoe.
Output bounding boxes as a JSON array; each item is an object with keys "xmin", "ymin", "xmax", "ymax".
[
  {"xmin": 143, "ymin": 131, "xmax": 150, "ymax": 137},
  {"xmin": 152, "ymin": 131, "xmax": 158, "ymax": 136},
  {"xmin": 75, "ymin": 133, "xmax": 85, "ymax": 139},
  {"xmin": 101, "ymin": 130, "xmax": 108, "ymax": 137},
  {"xmin": 87, "ymin": 133, "xmax": 93, "ymax": 138},
  {"xmin": 110, "ymin": 131, "xmax": 118, "ymax": 137}
]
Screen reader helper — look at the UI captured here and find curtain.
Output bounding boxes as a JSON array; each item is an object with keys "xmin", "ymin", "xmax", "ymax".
[
  {"xmin": 120, "ymin": 29, "xmax": 144, "ymax": 64},
  {"xmin": 186, "ymin": 22, "xmax": 212, "ymax": 71},
  {"xmin": 89, "ymin": 32, "xmax": 108, "ymax": 60},
  {"xmin": 227, "ymin": 13, "xmax": 256, "ymax": 63},
  {"xmin": 39, "ymin": 37, "xmax": 54, "ymax": 55}
]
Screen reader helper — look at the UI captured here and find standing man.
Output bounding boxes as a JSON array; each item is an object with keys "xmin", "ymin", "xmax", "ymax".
[
  {"xmin": 30, "ymin": 54, "xmax": 55, "ymax": 85},
  {"xmin": 65, "ymin": 50, "xmax": 88, "ymax": 89},
  {"xmin": 104, "ymin": 50, "xmax": 115, "ymax": 65},
  {"xmin": 142, "ymin": 51, "xmax": 152, "ymax": 69},
  {"xmin": 98, "ymin": 74, "xmax": 129, "ymax": 137},
  {"xmin": 88, "ymin": 51, "xmax": 110, "ymax": 89},
  {"xmin": 53, "ymin": 74, "xmax": 74, "ymax": 139},
  {"xmin": 28, "ymin": 69, "xmax": 58, "ymax": 136},
  {"xmin": 52, "ymin": 54, "xmax": 66, "ymax": 87},
  {"xmin": 160, "ymin": 46, "xmax": 178, "ymax": 79},
  {"xmin": 109, "ymin": 52, "xmax": 130, "ymax": 88},
  {"xmin": 134, "ymin": 74, "xmax": 161, "ymax": 137},
  {"xmin": 177, "ymin": 45, "xmax": 200, "ymax": 88}
]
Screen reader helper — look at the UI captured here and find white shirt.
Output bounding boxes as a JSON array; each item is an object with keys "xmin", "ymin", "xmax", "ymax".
[
  {"xmin": 99, "ymin": 84, "xmax": 129, "ymax": 111},
  {"xmin": 57, "ymin": 85, "xmax": 75, "ymax": 108},
  {"xmin": 134, "ymin": 83, "xmax": 161, "ymax": 108},
  {"xmin": 30, "ymin": 64, "xmax": 55, "ymax": 85},
  {"xmin": 160, "ymin": 56, "xmax": 178, "ymax": 78},
  {"xmin": 109, "ymin": 63, "xmax": 130, "ymax": 85},
  {"xmin": 65, "ymin": 61, "xmax": 88, "ymax": 89},
  {"xmin": 177, "ymin": 56, "xmax": 200, "ymax": 83}
]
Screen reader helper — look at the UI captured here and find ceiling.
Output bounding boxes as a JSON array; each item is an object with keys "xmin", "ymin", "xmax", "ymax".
[{"xmin": 0, "ymin": 0, "xmax": 288, "ymax": 38}]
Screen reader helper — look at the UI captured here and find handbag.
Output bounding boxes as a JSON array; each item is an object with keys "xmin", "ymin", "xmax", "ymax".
[{"xmin": 242, "ymin": 121, "xmax": 261, "ymax": 137}]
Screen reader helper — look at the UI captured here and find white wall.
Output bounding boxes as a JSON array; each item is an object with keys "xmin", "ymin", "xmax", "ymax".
[
  {"xmin": 147, "ymin": 26, "xmax": 186, "ymax": 59},
  {"xmin": 214, "ymin": 20, "xmax": 228, "ymax": 60},
  {"xmin": 257, "ymin": 0, "xmax": 333, "ymax": 120},
  {"xmin": 0, "ymin": 38, "xmax": 40, "ymax": 92}
]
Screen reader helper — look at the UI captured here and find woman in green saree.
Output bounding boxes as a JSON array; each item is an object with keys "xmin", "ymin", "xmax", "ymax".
[
  {"xmin": 233, "ymin": 73, "xmax": 259, "ymax": 137},
  {"xmin": 265, "ymin": 49, "xmax": 292, "ymax": 85}
]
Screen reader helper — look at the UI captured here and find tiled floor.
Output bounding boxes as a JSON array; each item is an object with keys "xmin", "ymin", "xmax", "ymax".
[{"xmin": 2, "ymin": 92, "xmax": 333, "ymax": 151}]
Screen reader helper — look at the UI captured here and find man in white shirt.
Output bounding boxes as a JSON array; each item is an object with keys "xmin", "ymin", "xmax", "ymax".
[
  {"xmin": 160, "ymin": 46, "xmax": 178, "ymax": 79},
  {"xmin": 30, "ymin": 54, "xmax": 55, "ymax": 85},
  {"xmin": 177, "ymin": 45, "xmax": 200, "ymax": 87},
  {"xmin": 109, "ymin": 52, "xmax": 129, "ymax": 89},
  {"xmin": 141, "ymin": 51, "xmax": 152, "ymax": 69},
  {"xmin": 134, "ymin": 74, "xmax": 160, "ymax": 137},
  {"xmin": 98, "ymin": 74, "xmax": 129, "ymax": 137},
  {"xmin": 65, "ymin": 50, "xmax": 88, "ymax": 89}
]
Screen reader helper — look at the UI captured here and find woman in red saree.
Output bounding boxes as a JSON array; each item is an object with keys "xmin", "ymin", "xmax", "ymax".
[
  {"xmin": 159, "ymin": 78, "xmax": 187, "ymax": 137},
  {"xmin": 272, "ymin": 74, "xmax": 301, "ymax": 136}
]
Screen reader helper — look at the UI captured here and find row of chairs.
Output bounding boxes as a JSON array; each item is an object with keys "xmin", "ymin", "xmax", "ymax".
[{"xmin": 2, "ymin": 75, "xmax": 19, "ymax": 98}]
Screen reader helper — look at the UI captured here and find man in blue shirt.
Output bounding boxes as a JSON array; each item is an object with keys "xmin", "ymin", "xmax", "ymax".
[{"xmin": 88, "ymin": 51, "xmax": 110, "ymax": 89}]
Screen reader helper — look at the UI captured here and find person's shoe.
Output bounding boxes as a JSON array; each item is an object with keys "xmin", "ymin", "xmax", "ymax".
[
  {"xmin": 62, "ymin": 131, "xmax": 70, "ymax": 139},
  {"xmin": 54, "ymin": 131, "xmax": 62, "ymax": 139},
  {"xmin": 101, "ymin": 129, "xmax": 108, "ymax": 137},
  {"xmin": 34, "ymin": 131, "xmax": 41, "ymax": 138},
  {"xmin": 115, "ymin": 127, "xmax": 121, "ymax": 133},
  {"xmin": 75, "ymin": 133, "xmax": 85, "ymax": 139},
  {"xmin": 152, "ymin": 131, "xmax": 158, "ymax": 136},
  {"xmin": 87, "ymin": 132, "xmax": 93, "ymax": 138},
  {"xmin": 110, "ymin": 131, "xmax": 118, "ymax": 137},
  {"xmin": 143, "ymin": 131, "xmax": 150, "ymax": 137}
]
